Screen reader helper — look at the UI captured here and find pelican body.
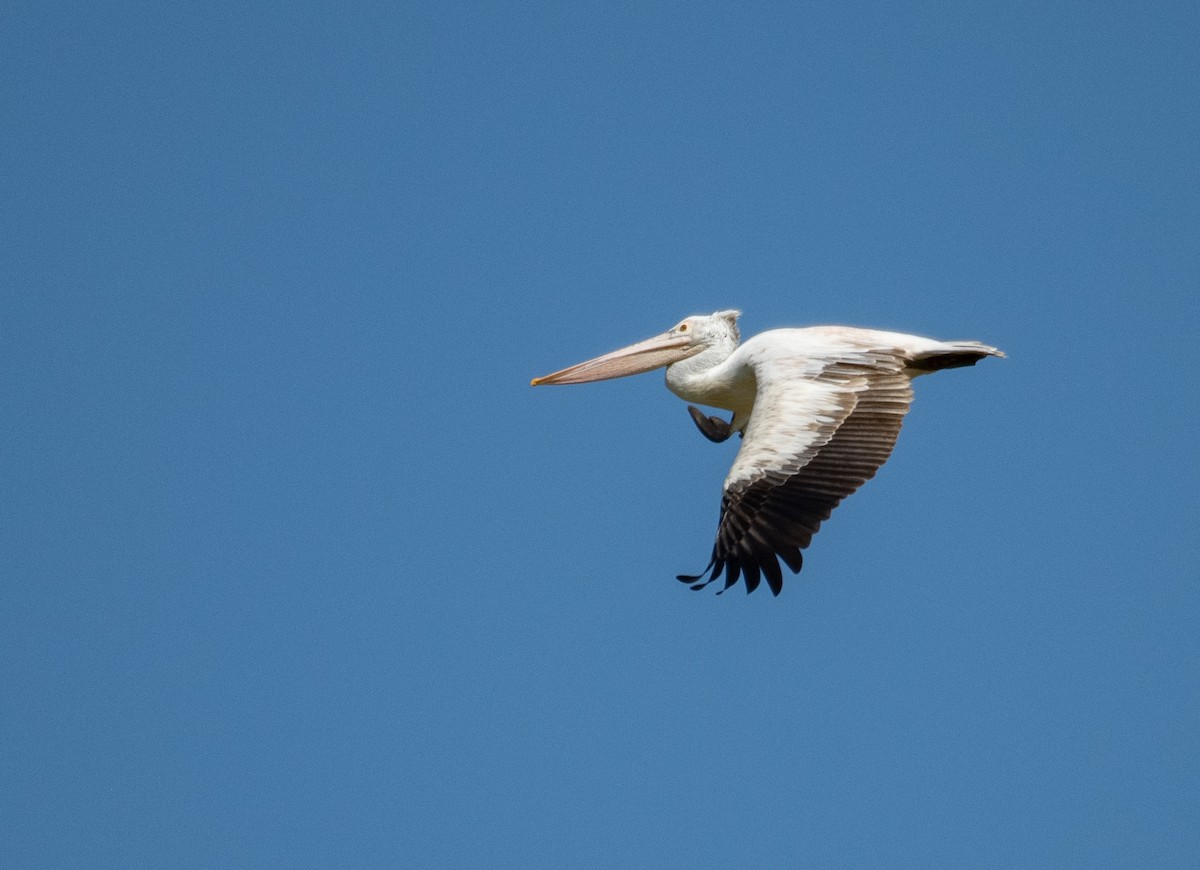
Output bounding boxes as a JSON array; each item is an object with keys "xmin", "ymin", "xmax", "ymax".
[{"xmin": 532, "ymin": 310, "xmax": 1003, "ymax": 596}]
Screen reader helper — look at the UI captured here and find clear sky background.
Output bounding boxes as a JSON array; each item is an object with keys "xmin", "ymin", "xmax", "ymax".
[{"xmin": 4, "ymin": 2, "xmax": 1198, "ymax": 867}]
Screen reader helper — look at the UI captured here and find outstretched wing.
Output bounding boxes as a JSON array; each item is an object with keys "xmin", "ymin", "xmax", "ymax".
[{"xmin": 680, "ymin": 344, "xmax": 914, "ymax": 596}]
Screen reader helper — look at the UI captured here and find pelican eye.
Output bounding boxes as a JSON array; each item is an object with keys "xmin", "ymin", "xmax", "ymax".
[{"xmin": 678, "ymin": 323, "xmax": 689, "ymax": 332}]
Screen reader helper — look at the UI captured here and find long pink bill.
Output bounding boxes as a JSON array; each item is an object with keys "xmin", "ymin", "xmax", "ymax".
[{"xmin": 531, "ymin": 331, "xmax": 697, "ymax": 386}]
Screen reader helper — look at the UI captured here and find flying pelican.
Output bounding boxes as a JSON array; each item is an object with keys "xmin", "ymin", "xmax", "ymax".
[{"xmin": 532, "ymin": 310, "xmax": 1003, "ymax": 596}]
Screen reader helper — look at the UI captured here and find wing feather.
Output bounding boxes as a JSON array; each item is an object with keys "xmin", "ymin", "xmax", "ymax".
[{"xmin": 695, "ymin": 345, "xmax": 914, "ymax": 595}]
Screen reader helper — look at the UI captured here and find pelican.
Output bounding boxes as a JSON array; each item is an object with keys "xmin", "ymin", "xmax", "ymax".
[{"xmin": 532, "ymin": 310, "xmax": 1004, "ymax": 596}]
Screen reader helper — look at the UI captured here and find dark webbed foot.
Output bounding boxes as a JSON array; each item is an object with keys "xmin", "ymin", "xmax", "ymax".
[{"xmin": 687, "ymin": 405, "xmax": 734, "ymax": 443}]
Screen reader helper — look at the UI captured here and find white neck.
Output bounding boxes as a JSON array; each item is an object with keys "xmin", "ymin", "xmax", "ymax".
[{"xmin": 664, "ymin": 335, "xmax": 751, "ymax": 412}]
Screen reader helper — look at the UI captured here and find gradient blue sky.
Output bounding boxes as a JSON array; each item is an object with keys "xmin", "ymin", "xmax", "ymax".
[{"xmin": 4, "ymin": 2, "xmax": 1198, "ymax": 867}]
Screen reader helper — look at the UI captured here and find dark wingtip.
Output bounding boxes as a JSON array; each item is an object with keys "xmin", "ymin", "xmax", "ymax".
[
  {"xmin": 740, "ymin": 557, "xmax": 761, "ymax": 595},
  {"xmin": 778, "ymin": 546, "xmax": 804, "ymax": 575},
  {"xmin": 760, "ymin": 557, "xmax": 781, "ymax": 595},
  {"xmin": 676, "ymin": 564, "xmax": 712, "ymax": 585},
  {"xmin": 678, "ymin": 555, "xmax": 726, "ymax": 593}
]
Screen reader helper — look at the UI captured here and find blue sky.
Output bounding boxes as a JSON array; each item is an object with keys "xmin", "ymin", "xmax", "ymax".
[{"xmin": 4, "ymin": 2, "xmax": 1198, "ymax": 867}]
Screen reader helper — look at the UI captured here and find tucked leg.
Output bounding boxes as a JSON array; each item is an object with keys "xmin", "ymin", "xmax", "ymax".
[{"xmin": 687, "ymin": 405, "xmax": 734, "ymax": 443}]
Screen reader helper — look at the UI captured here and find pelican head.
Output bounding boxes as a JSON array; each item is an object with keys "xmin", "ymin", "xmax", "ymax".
[{"xmin": 531, "ymin": 310, "xmax": 741, "ymax": 386}]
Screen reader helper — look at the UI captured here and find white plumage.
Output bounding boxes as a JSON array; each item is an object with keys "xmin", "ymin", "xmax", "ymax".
[{"xmin": 533, "ymin": 310, "xmax": 1003, "ymax": 596}]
